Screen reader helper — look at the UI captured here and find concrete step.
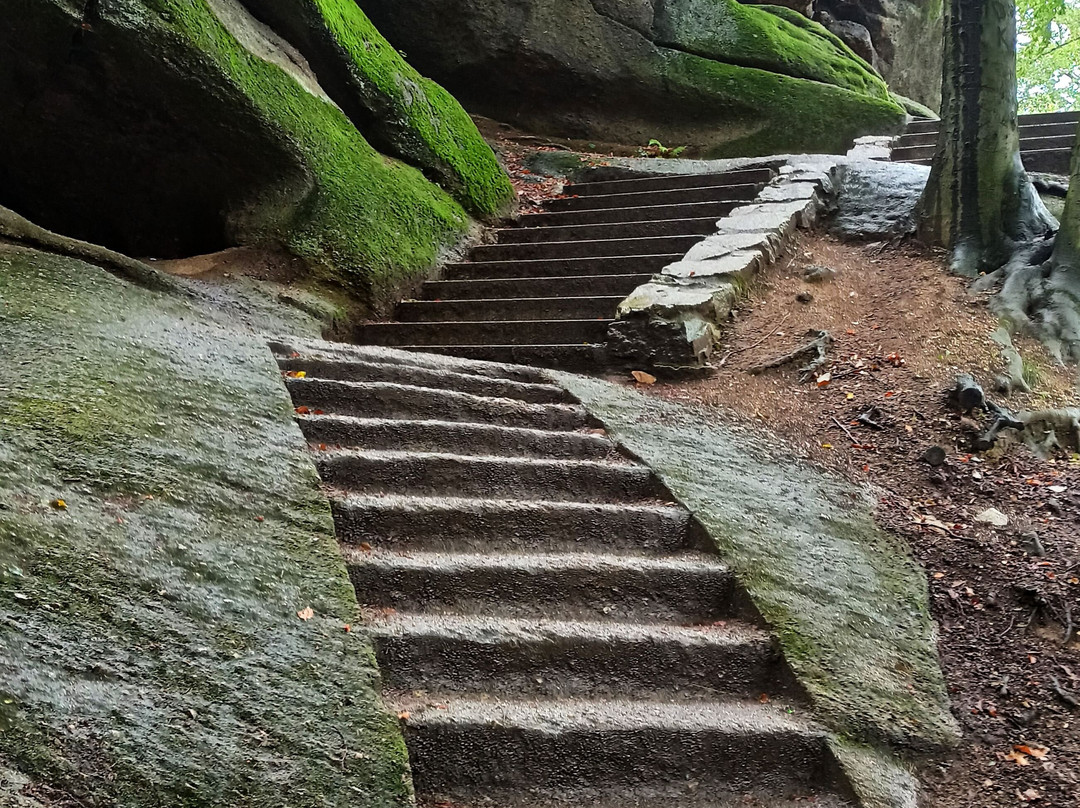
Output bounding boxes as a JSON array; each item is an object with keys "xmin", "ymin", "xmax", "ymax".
[
  {"xmin": 271, "ymin": 339, "xmax": 550, "ymax": 385},
  {"xmin": 894, "ymin": 133, "xmax": 1076, "ymax": 163},
  {"xmin": 570, "ymin": 168, "xmax": 774, "ymax": 196},
  {"xmin": 497, "ymin": 217, "xmax": 718, "ymax": 244},
  {"xmin": 288, "ymin": 379, "xmax": 588, "ymax": 430},
  {"xmin": 318, "ymin": 450, "xmax": 661, "ymax": 502},
  {"xmin": 1020, "ymin": 147, "xmax": 1073, "ymax": 174},
  {"xmin": 302, "ymin": 416, "xmax": 618, "ymax": 461},
  {"xmin": 906, "ymin": 110, "xmax": 1079, "ymax": 135},
  {"xmin": 444, "ymin": 254, "xmax": 678, "ymax": 281},
  {"xmin": 356, "ymin": 319, "xmax": 612, "ymax": 347},
  {"xmin": 371, "ymin": 614, "xmax": 796, "ymax": 701},
  {"xmin": 330, "ymin": 494, "xmax": 692, "ymax": 554},
  {"xmin": 387, "ymin": 344, "xmax": 610, "ymax": 370},
  {"xmin": 520, "ymin": 200, "xmax": 743, "ymax": 227},
  {"xmin": 896, "ymin": 120, "xmax": 1078, "ymax": 148},
  {"xmin": 397, "ymin": 296, "xmax": 622, "ymax": 322},
  {"xmin": 545, "ymin": 183, "xmax": 762, "ymax": 213},
  {"xmin": 422, "ymin": 273, "xmax": 652, "ymax": 301},
  {"xmin": 392, "ymin": 697, "xmax": 845, "ymax": 795},
  {"xmin": 471, "ymin": 235, "xmax": 702, "ymax": 262},
  {"xmin": 347, "ymin": 550, "xmax": 740, "ymax": 624},
  {"xmin": 279, "ymin": 356, "xmax": 568, "ymax": 403}
]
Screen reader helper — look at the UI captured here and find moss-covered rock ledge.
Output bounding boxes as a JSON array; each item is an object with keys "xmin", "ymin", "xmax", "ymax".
[{"xmin": 0, "ymin": 245, "xmax": 410, "ymax": 807}]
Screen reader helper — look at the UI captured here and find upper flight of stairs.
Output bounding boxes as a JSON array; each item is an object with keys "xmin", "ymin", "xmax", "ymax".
[
  {"xmin": 891, "ymin": 110, "xmax": 1079, "ymax": 173},
  {"xmin": 356, "ymin": 167, "xmax": 775, "ymax": 369},
  {"xmin": 272, "ymin": 338, "xmax": 857, "ymax": 808}
]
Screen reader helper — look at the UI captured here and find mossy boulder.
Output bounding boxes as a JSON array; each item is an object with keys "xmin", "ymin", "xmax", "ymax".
[
  {"xmin": 0, "ymin": 243, "xmax": 412, "ymax": 806},
  {"xmin": 0, "ymin": 0, "xmax": 513, "ymax": 312},
  {"xmin": 357, "ymin": 0, "xmax": 908, "ymax": 156}
]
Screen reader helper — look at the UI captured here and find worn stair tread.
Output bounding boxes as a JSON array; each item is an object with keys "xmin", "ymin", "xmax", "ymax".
[
  {"xmin": 471, "ymin": 235, "xmax": 703, "ymax": 260},
  {"xmin": 443, "ymin": 254, "xmax": 682, "ymax": 280},
  {"xmin": 289, "ymin": 378, "xmax": 588, "ymax": 430},
  {"xmin": 280, "ymin": 356, "xmax": 568, "ymax": 402},
  {"xmin": 302, "ymin": 415, "xmax": 619, "ymax": 460},
  {"xmin": 318, "ymin": 449, "xmax": 660, "ymax": 503},
  {"xmin": 568, "ymin": 168, "xmax": 774, "ymax": 196},
  {"xmin": 519, "ymin": 200, "xmax": 743, "ymax": 227},
  {"xmin": 422, "ymin": 274, "xmax": 652, "ymax": 300},
  {"xmin": 347, "ymin": 548, "xmax": 727, "ymax": 576},
  {"xmin": 397, "ymin": 296, "xmax": 623, "ymax": 322},
  {"xmin": 495, "ymin": 216, "xmax": 722, "ymax": 244},
  {"xmin": 545, "ymin": 183, "xmax": 763, "ymax": 212},
  {"xmin": 389, "ymin": 694, "xmax": 815, "ymax": 735},
  {"xmin": 329, "ymin": 493, "xmax": 689, "ymax": 554},
  {"xmin": 368, "ymin": 612, "xmax": 767, "ymax": 646},
  {"xmin": 358, "ymin": 319, "xmax": 612, "ymax": 347},
  {"xmin": 271, "ymin": 338, "xmax": 550, "ymax": 384}
]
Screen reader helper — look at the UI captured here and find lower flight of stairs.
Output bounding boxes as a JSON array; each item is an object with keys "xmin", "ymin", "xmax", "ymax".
[
  {"xmin": 892, "ymin": 110, "xmax": 1079, "ymax": 173},
  {"xmin": 273, "ymin": 338, "xmax": 857, "ymax": 808},
  {"xmin": 356, "ymin": 167, "xmax": 775, "ymax": 369}
]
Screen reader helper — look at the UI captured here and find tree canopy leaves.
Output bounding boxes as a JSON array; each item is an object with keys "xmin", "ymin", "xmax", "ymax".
[{"xmin": 1017, "ymin": 0, "xmax": 1080, "ymax": 112}]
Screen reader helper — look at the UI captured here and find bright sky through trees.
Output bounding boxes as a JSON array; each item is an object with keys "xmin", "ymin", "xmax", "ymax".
[{"xmin": 1017, "ymin": 0, "xmax": 1080, "ymax": 112}]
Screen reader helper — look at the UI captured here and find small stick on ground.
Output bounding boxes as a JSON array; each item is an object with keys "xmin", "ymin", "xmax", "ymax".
[
  {"xmin": 831, "ymin": 416, "xmax": 860, "ymax": 445},
  {"xmin": 1063, "ymin": 597, "xmax": 1075, "ymax": 647},
  {"xmin": 747, "ymin": 329, "xmax": 833, "ymax": 382}
]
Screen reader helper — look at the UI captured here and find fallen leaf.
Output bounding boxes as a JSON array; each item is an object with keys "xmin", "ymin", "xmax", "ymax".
[
  {"xmin": 1019, "ymin": 788, "xmax": 1041, "ymax": 801},
  {"xmin": 1015, "ymin": 744, "xmax": 1049, "ymax": 758},
  {"xmin": 758, "ymin": 693, "xmax": 770, "ymax": 703},
  {"xmin": 284, "ymin": 370, "xmax": 307, "ymax": 379},
  {"xmin": 51, "ymin": 499, "xmax": 67, "ymax": 510},
  {"xmin": 846, "ymin": 392, "xmax": 855, "ymax": 400},
  {"xmin": 254, "ymin": 515, "xmax": 264, "ymax": 523},
  {"xmin": 1004, "ymin": 750, "xmax": 1030, "ymax": 766},
  {"xmin": 816, "ymin": 372, "xmax": 832, "ymax": 387},
  {"xmin": 295, "ymin": 406, "xmax": 310, "ymax": 415},
  {"xmin": 821, "ymin": 443, "xmax": 834, "ymax": 449},
  {"xmin": 397, "ymin": 711, "xmax": 410, "ymax": 721},
  {"xmin": 297, "ymin": 606, "xmax": 315, "ymax": 621},
  {"xmin": 359, "ymin": 542, "xmax": 373, "ymax": 552},
  {"xmin": 631, "ymin": 370, "xmax": 657, "ymax": 385},
  {"xmin": 343, "ymin": 624, "xmax": 352, "ymax": 633}
]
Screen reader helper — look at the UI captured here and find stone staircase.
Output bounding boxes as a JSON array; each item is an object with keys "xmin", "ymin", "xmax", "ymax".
[
  {"xmin": 356, "ymin": 167, "xmax": 775, "ymax": 369},
  {"xmin": 891, "ymin": 110, "xmax": 1079, "ymax": 173},
  {"xmin": 272, "ymin": 338, "xmax": 857, "ymax": 808}
]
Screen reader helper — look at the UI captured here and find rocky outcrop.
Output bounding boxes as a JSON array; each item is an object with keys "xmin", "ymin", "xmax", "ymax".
[
  {"xmin": 0, "ymin": 0, "xmax": 513, "ymax": 312},
  {"xmin": 357, "ymin": 0, "xmax": 907, "ymax": 157},
  {"xmin": 816, "ymin": 1, "xmax": 943, "ymax": 112}
]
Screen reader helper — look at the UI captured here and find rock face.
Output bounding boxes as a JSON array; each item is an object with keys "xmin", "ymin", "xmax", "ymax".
[
  {"xmin": 0, "ymin": 0, "xmax": 514, "ymax": 311},
  {"xmin": 815, "ymin": 0, "xmax": 944, "ymax": 111},
  {"xmin": 357, "ymin": 0, "xmax": 907, "ymax": 157}
]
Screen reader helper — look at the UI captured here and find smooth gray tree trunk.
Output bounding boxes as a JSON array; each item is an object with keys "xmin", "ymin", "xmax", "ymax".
[{"xmin": 917, "ymin": 0, "xmax": 1055, "ymax": 276}]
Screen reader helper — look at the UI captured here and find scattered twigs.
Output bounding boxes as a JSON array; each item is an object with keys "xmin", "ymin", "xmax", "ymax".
[
  {"xmin": 747, "ymin": 329, "xmax": 833, "ymax": 382},
  {"xmin": 723, "ymin": 314, "xmax": 792, "ymax": 365},
  {"xmin": 831, "ymin": 416, "xmax": 859, "ymax": 445},
  {"xmin": 856, "ymin": 408, "xmax": 885, "ymax": 430}
]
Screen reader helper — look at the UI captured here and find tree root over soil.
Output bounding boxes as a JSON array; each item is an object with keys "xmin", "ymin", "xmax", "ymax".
[{"xmin": 974, "ymin": 238, "xmax": 1080, "ymax": 364}]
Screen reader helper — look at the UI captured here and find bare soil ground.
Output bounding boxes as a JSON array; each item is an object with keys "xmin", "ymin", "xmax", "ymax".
[{"xmin": 612, "ymin": 234, "xmax": 1080, "ymax": 808}]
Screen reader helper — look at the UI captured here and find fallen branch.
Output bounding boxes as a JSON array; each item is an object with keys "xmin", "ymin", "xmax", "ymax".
[
  {"xmin": 747, "ymin": 329, "xmax": 833, "ymax": 382},
  {"xmin": 1050, "ymin": 676, "xmax": 1079, "ymax": 710}
]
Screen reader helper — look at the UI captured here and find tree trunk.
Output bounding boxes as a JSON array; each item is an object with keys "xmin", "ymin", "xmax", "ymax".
[
  {"xmin": 1050, "ymin": 123, "xmax": 1080, "ymax": 268},
  {"xmin": 916, "ymin": 0, "xmax": 1055, "ymax": 276}
]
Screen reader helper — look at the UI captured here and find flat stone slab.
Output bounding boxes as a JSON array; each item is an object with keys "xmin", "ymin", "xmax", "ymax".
[
  {"xmin": 683, "ymin": 230, "xmax": 782, "ymax": 263},
  {"xmin": 662, "ymin": 251, "xmax": 761, "ymax": 280}
]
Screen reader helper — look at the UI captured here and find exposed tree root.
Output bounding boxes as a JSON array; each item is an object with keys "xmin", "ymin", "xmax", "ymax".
[
  {"xmin": 0, "ymin": 204, "xmax": 180, "ymax": 294},
  {"xmin": 974, "ymin": 238, "xmax": 1080, "ymax": 363}
]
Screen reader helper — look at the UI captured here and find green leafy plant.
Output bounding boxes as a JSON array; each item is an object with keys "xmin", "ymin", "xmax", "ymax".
[{"xmin": 638, "ymin": 139, "xmax": 688, "ymax": 159}]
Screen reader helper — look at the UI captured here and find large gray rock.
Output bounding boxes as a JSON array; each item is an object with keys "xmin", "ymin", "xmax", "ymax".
[
  {"xmin": 827, "ymin": 159, "xmax": 930, "ymax": 240},
  {"xmin": 357, "ymin": 0, "xmax": 907, "ymax": 157}
]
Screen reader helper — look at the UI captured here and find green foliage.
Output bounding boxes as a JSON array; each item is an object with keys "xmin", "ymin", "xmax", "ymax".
[
  {"xmin": 638, "ymin": 139, "xmax": 688, "ymax": 158},
  {"xmin": 1017, "ymin": 0, "xmax": 1080, "ymax": 112}
]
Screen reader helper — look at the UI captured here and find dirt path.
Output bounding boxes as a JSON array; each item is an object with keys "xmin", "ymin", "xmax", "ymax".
[{"xmin": 612, "ymin": 234, "xmax": 1080, "ymax": 808}]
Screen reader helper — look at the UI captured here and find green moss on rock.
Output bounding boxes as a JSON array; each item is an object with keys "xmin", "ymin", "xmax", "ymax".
[
  {"xmin": 0, "ymin": 245, "xmax": 412, "ymax": 807},
  {"xmin": 244, "ymin": 0, "xmax": 514, "ymax": 217}
]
